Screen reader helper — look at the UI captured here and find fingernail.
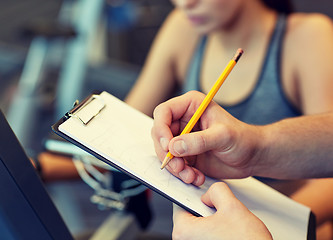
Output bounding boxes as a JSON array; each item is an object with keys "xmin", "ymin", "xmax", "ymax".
[
  {"xmin": 173, "ymin": 140, "xmax": 187, "ymax": 155},
  {"xmin": 192, "ymin": 174, "xmax": 199, "ymax": 185},
  {"xmin": 160, "ymin": 137, "xmax": 169, "ymax": 151},
  {"xmin": 192, "ymin": 174, "xmax": 202, "ymax": 186},
  {"xmin": 179, "ymin": 169, "xmax": 189, "ymax": 182}
]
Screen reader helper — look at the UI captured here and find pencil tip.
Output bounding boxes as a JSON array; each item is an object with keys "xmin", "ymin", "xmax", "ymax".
[{"xmin": 160, "ymin": 155, "xmax": 171, "ymax": 170}]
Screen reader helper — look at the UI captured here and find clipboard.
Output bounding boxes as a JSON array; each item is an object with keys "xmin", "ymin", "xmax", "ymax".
[
  {"xmin": 52, "ymin": 91, "xmax": 216, "ymax": 217},
  {"xmin": 53, "ymin": 91, "xmax": 315, "ymax": 239}
]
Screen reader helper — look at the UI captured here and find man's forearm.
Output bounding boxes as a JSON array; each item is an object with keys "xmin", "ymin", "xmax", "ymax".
[{"xmin": 254, "ymin": 113, "xmax": 333, "ymax": 179}]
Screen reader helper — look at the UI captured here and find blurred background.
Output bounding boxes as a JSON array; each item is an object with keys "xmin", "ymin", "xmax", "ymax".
[{"xmin": 0, "ymin": 0, "xmax": 332, "ymax": 239}]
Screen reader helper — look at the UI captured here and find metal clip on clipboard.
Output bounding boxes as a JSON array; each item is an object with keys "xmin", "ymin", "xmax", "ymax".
[{"xmin": 66, "ymin": 94, "xmax": 106, "ymax": 125}]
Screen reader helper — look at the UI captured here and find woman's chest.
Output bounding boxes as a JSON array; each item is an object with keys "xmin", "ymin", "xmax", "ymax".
[{"xmin": 200, "ymin": 48, "xmax": 266, "ymax": 106}]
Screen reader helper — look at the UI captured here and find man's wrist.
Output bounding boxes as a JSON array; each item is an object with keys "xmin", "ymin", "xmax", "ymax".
[{"xmin": 249, "ymin": 124, "xmax": 272, "ymax": 178}]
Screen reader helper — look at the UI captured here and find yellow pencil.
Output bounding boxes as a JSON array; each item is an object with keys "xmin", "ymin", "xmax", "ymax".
[{"xmin": 161, "ymin": 48, "xmax": 244, "ymax": 169}]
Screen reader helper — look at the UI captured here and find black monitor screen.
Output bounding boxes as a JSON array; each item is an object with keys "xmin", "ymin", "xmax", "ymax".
[{"xmin": 0, "ymin": 110, "xmax": 73, "ymax": 240}]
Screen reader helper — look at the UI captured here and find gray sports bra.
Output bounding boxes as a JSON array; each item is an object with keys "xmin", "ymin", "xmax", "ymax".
[{"xmin": 183, "ymin": 14, "xmax": 300, "ymax": 125}]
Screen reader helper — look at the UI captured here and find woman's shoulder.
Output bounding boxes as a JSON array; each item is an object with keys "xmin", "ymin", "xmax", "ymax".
[
  {"xmin": 283, "ymin": 12, "xmax": 333, "ymax": 63},
  {"xmin": 287, "ymin": 12, "xmax": 333, "ymax": 26},
  {"xmin": 282, "ymin": 12, "xmax": 333, "ymax": 110},
  {"xmin": 286, "ymin": 12, "xmax": 333, "ymax": 44}
]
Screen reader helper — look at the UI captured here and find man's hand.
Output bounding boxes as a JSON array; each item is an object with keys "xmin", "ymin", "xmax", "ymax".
[
  {"xmin": 152, "ymin": 91, "xmax": 263, "ymax": 185},
  {"xmin": 172, "ymin": 182, "xmax": 272, "ymax": 240}
]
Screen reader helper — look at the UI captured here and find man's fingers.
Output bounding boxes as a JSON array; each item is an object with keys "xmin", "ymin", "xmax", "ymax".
[
  {"xmin": 201, "ymin": 182, "xmax": 241, "ymax": 211},
  {"xmin": 168, "ymin": 124, "xmax": 235, "ymax": 157}
]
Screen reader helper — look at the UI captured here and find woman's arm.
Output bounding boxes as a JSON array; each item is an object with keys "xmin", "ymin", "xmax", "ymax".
[
  {"xmin": 125, "ymin": 9, "xmax": 199, "ymax": 117},
  {"xmin": 284, "ymin": 13, "xmax": 333, "ymax": 115}
]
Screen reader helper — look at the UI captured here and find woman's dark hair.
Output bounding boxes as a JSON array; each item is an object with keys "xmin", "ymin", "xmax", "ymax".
[{"xmin": 261, "ymin": 0, "xmax": 294, "ymax": 14}]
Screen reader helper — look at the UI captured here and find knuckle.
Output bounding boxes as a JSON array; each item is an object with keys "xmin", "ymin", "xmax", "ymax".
[
  {"xmin": 215, "ymin": 124, "xmax": 235, "ymax": 151},
  {"xmin": 211, "ymin": 182, "xmax": 228, "ymax": 192},
  {"xmin": 152, "ymin": 104, "xmax": 161, "ymax": 119},
  {"xmin": 195, "ymin": 133, "xmax": 207, "ymax": 152}
]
